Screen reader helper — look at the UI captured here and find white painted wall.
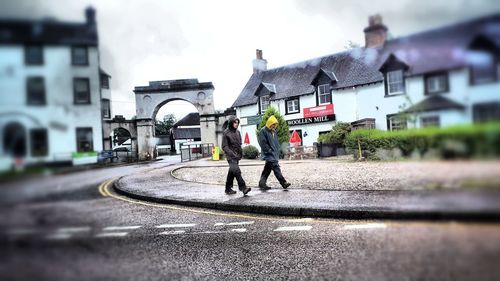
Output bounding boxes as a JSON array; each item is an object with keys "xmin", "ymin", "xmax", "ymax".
[{"xmin": 0, "ymin": 45, "xmax": 102, "ymax": 166}]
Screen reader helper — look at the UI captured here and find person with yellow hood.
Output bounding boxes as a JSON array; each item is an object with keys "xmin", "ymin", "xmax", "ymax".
[{"xmin": 257, "ymin": 115, "xmax": 291, "ymax": 190}]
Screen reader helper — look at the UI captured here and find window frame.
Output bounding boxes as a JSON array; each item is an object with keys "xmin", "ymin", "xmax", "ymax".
[
  {"xmin": 386, "ymin": 69, "xmax": 405, "ymax": 96},
  {"xmin": 420, "ymin": 116, "xmax": 441, "ymax": 128},
  {"xmin": 25, "ymin": 45, "xmax": 44, "ymax": 65},
  {"xmin": 76, "ymin": 127, "xmax": 94, "ymax": 152},
  {"xmin": 102, "ymin": 98, "xmax": 111, "ymax": 118},
  {"xmin": 73, "ymin": 78, "xmax": 91, "ymax": 105},
  {"xmin": 317, "ymin": 84, "xmax": 331, "ymax": 106},
  {"xmin": 30, "ymin": 128, "xmax": 49, "ymax": 157},
  {"xmin": 71, "ymin": 45, "xmax": 89, "ymax": 66},
  {"xmin": 101, "ymin": 74, "xmax": 110, "ymax": 89},
  {"xmin": 386, "ymin": 114, "xmax": 407, "ymax": 131},
  {"xmin": 260, "ymin": 95, "xmax": 270, "ymax": 114},
  {"xmin": 26, "ymin": 76, "xmax": 46, "ymax": 106},
  {"xmin": 424, "ymin": 72, "xmax": 449, "ymax": 95},
  {"xmin": 473, "ymin": 102, "xmax": 500, "ymax": 123},
  {"xmin": 285, "ymin": 98, "xmax": 300, "ymax": 115}
]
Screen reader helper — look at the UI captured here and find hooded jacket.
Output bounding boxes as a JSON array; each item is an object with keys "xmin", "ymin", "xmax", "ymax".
[
  {"xmin": 221, "ymin": 116, "xmax": 243, "ymax": 161},
  {"xmin": 258, "ymin": 115, "xmax": 281, "ymax": 162}
]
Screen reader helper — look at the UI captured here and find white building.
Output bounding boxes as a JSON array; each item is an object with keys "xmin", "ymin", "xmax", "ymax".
[
  {"xmin": 0, "ymin": 7, "xmax": 104, "ymax": 169},
  {"xmin": 232, "ymin": 14, "xmax": 500, "ymax": 148}
]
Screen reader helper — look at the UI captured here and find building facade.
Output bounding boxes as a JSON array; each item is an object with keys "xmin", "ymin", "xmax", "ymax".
[
  {"xmin": 0, "ymin": 7, "xmax": 104, "ymax": 169},
  {"xmin": 232, "ymin": 14, "xmax": 500, "ymax": 149}
]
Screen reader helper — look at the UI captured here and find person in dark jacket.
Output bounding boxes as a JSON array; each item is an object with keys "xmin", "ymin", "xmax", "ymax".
[
  {"xmin": 257, "ymin": 115, "xmax": 291, "ymax": 190},
  {"xmin": 221, "ymin": 116, "xmax": 251, "ymax": 195}
]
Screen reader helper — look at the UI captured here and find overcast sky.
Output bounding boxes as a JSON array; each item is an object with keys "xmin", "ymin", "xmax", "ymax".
[{"xmin": 2, "ymin": 0, "xmax": 500, "ymax": 120}]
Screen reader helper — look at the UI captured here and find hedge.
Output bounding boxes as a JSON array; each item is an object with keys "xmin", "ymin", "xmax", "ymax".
[
  {"xmin": 344, "ymin": 122, "xmax": 500, "ymax": 160},
  {"xmin": 242, "ymin": 145, "xmax": 259, "ymax": 159}
]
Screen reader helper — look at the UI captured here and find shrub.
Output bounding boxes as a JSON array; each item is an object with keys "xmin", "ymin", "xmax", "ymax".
[
  {"xmin": 344, "ymin": 122, "xmax": 500, "ymax": 160},
  {"xmin": 317, "ymin": 122, "xmax": 352, "ymax": 144},
  {"xmin": 242, "ymin": 145, "xmax": 259, "ymax": 159}
]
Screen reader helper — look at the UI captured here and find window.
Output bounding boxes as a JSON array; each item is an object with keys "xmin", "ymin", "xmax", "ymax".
[
  {"xmin": 318, "ymin": 84, "xmax": 331, "ymax": 105},
  {"xmin": 286, "ymin": 98, "xmax": 300, "ymax": 114},
  {"xmin": 3, "ymin": 122, "xmax": 27, "ymax": 157},
  {"xmin": 26, "ymin": 77, "xmax": 46, "ymax": 105},
  {"xmin": 72, "ymin": 46, "xmax": 88, "ymax": 65},
  {"xmin": 386, "ymin": 70, "xmax": 405, "ymax": 95},
  {"xmin": 425, "ymin": 73, "xmax": 448, "ymax": 94},
  {"xmin": 101, "ymin": 74, "xmax": 110, "ymax": 89},
  {"xmin": 74, "ymin": 78, "xmax": 90, "ymax": 104},
  {"xmin": 470, "ymin": 52, "xmax": 496, "ymax": 85},
  {"xmin": 260, "ymin": 95, "xmax": 270, "ymax": 113},
  {"xmin": 387, "ymin": 115, "xmax": 406, "ymax": 131},
  {"xmin": 473, "ymin": 102, "xmax": 500, "ymax": 123},
  {"xmin": 421, "ymin": 116, "xmax": 440, "ymax": 128},
  {"xmin": 102, "ymin": 99, "xmax": 111, "ymax": 118},
  {"xmin": 76, "ymin": 128, "xmax": 93, "ymax": 152},
  {"xmin": 25, "ymin": 45, "xmax": 43, "ymax": 65},
  {"xmin": 30, "ymin": 128, "xmax": 48, "ymax": 157}
]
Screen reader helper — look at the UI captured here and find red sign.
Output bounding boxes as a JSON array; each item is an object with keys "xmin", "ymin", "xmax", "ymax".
[
  {"xmin": 289, "ymin": 130, "xmax": 301, "ymax": 143},
  {"xmin": 244, "ymin": 132, "xmax": 250, "ymax": 144},
  {"xmin": 303, "ymin": 104, "xmax": 334, "ymax": 118}
]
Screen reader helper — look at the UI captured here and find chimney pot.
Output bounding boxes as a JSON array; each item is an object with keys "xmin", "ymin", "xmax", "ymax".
[{"xmin": 252, "ymin": 49, "xmax": 267, "ymax": 73}]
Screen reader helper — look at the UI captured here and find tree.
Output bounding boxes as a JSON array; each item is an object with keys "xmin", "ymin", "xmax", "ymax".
[
  {"xmin": 256, "ymin": 106, "xmax": 290, "ymax": 145},
  {"xmin": 155, "ymin": 114, "xmax": 176, "ymax": 136}
]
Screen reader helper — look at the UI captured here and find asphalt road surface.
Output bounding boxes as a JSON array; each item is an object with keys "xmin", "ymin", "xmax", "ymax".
[{"xmin": 1, "ymin": 156, "xmax": 499, "ymax": 281}]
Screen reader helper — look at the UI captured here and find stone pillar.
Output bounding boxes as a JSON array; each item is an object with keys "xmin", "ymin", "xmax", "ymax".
[
  {"xmin": 136, "ymin": 119, "xmax": 155, "ymax": 161},
  {"xmin": 200, "ymin": 114, "xmax": 218, "ymax": 146}
]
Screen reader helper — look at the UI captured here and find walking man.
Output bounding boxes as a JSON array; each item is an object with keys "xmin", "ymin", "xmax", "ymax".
[
  {"xmin": 221, "ymin": 116, "xmax": 251, "ymax": 195},
  {"xmin": 258, "ymin": 115, "xmax": 291, "ymax": 190}
]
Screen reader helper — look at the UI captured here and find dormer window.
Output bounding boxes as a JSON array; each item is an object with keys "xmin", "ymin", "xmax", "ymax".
[
  {"xmin": 318, "ymin": 84, "xmax": 331, "ymax": 105},
  {"xmin": 425, "ymin": 72, "xmax": 449, "ymax": 95},
  {"xmin": 380, "ymin": 54, "xmax": 409, "ymax": 97},
  {"xmin": 260, "ymin": 95, "xmax": 270, "ymax": 113},
  {"xmin": 387, "ymin": 70, "xmax": 405, "ymax": 95},
  {"xmin": 470, "ymin": 52, "xmax": 496, "ymax": 85}
]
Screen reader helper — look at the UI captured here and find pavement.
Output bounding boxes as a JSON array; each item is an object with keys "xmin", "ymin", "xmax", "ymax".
[{"xmin": 113, "ymin": 158, "xmax": 500, "ymax": 221}]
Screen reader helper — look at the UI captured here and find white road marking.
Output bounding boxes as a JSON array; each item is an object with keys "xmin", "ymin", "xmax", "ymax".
[
  {"xmin": 95, "ymin": 232, "xmax": 129, "ymax": 238},
  {"xmin": 214, "ymin": 221, "xmax": 254, "ymax": 226},
  {"xmin": 231, "ymin": 228, "xmax": 247, "ymax": 233},
  {"xmin": 57, "ymin": 227, "xmax": 91, "ymax": 233},
  {"xmin": 194, "ymin": 231, "xmax": 224, "ymax": 234},
  {"xmin": 344, "ymin": 223, "xmax": 387, "ymax": 230},
  {"xmin": 274, "ymin": 226, "xmax": 312, "ymax": 232},
  {"xmin": 159, "ymin": 230, "xmax": 186, "ymax": 235},
  {"xmin": 156, "ymin": 223, "xmax": 197, "ymax": 228},
  {"xmin": 103, "ymin": 226, "xmax": 142, "ymax": 231},
  {"xmin": 45, "ymin": 233, "xmax": 72, "ymax": 240},
  {"xmin": 7, "ymin": 229, "xmax": 37, "ymax": 235}
]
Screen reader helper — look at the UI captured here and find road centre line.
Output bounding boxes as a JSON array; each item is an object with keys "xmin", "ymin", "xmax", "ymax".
[
  {"xmin": 57, "ymin": 226, "xmax": 91, "ymax": 233},
  {"xmin": 344, "ymin": 223, "xmax": 387, "ymax": 230},
  {"xmin": 274, "ymin": 226, "xmax": 312, "ymax": 232},
  {"xmin": 96, "ymin": 232, "xmax": 129, "ymax": 238},
  {"xmin": 156, "ymin": 223, "xmax": 197, "ymax": 228},
  {"xmin": 159, "ymin": 230, "xmax": 186, "ymax": 235},
  {"xmin": 103, "ymin": 226, "xmax": 142, "ymax": 231},
  {"xmin": 214, "ymin": 221, "xmax": 254, "ymax": 226},
  {"xmin": 231, "ymin": 228, "xmax": 247, "ymax": 233},
  {"xmin": 45, "ymin": 233, "xmax": 72, "ymax": 240}
]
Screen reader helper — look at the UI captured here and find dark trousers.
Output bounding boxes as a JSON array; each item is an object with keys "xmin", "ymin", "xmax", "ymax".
[
  {"xmin": 226, "ymin": 160, "xmax": 246, "ymax": 191},
  {"xmin": 259, "ymin": 161, "xmax": 286, "ymax": 186}
]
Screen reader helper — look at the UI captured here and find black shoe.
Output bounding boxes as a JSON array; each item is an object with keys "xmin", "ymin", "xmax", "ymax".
[
  {"xmin": 259, "ymin": 184, "xmax": 271, "ymax": 190},
  {"xmin": 242, "ymin": 187, "xmax": 251, "ymax": 195},
  {"xmin": 282, "ymin": 182, "xmax": 291, "ymax": 189},
  {"xmin": 225, "ymin": 189, "xmax": 237, "ymax": 195}
]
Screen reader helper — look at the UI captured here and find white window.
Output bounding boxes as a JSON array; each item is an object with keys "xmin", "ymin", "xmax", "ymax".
[
  {"xmin": 387, "ymin": 70, "xmax": 405, "ymax": 95},
  {"xmin": 388, "ymin": 115, "xmax": 406, "ymax": 131},
  {"xmin": 286, "ymin": 99, "xmax": 299, "ymax": 114},
  {"xmin": 421, "ymin": 116, "xmax": 440, "ymax": 128},
  {"xmin": 318, "ymin": 84, "xmax": 331, "ymax": 105},
  {"xmin": 260, "ymin": 95, "xmax": 270, "ymax": 113},
  {"xmin": 426, "ymin": 74, "xmax": 447, "ymax": 94}
]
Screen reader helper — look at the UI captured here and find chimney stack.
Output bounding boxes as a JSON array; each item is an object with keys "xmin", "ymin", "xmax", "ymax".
[
  {"xmin": 252, "ymin": 49, "xmax": 267, "ymax": 73},
  {"xmin": 363, "ymin": 14, "xmax": 388, "ymax": 48},
  {"xmin": 85, "ymin": 6, "xmax": 96, "ymax": 25}
]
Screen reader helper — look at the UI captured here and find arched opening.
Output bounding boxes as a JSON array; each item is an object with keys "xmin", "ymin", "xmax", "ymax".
[
  {"xmin": 111, "ymin": 127, "xmax": 132, "ymax": 150},
  {"xmin": 3, "ymin": 122, "xmax": 27, "ymax": 158},
  {"xmin": 154, "ymin": 99, "xmax": 199, "ymax": 155}
]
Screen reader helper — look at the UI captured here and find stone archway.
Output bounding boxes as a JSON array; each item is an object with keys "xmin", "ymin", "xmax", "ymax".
[
  {"xmin": 102, "ymin": 116, "xmax": 137, "ymax": 153},
  {"xmin": 134, "ymin": 79, "xmax": 217, "ymax": 161}
]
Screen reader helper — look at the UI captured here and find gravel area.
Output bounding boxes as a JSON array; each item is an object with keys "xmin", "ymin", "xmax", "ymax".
[{"xmin": 172, "ymin": 159, "xmax": 500, "ymax": 191}]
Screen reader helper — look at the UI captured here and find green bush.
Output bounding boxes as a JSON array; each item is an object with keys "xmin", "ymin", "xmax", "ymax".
[
  {"xmin": 345, "ymin": 122, "xmax": 500, "ymax": 160},
  {"xmin": 317, "ymin": 122, "xmax": 352, "ymax": 144},
  {"xmin": 242, "ymin": 145, "xmax": 259, "ymax": 159}
]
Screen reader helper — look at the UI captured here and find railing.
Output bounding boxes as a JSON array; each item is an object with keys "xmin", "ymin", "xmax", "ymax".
[{"xmin": 180, "ymin": 143, "xmax": 214, "ymax": 162}]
